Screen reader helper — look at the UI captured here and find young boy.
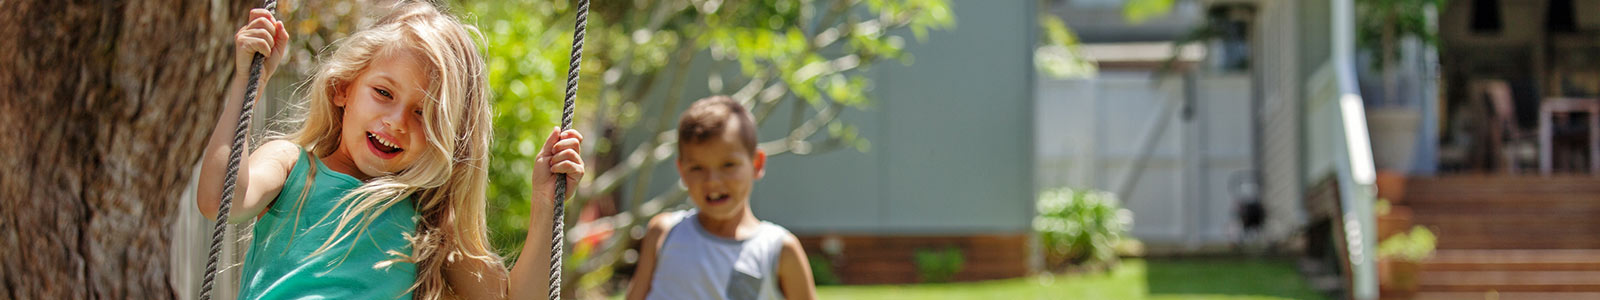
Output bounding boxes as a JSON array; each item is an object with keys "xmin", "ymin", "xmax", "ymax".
[{"xmin": 627, "ymin": 96, "xmax": 818, "ymax": 300}]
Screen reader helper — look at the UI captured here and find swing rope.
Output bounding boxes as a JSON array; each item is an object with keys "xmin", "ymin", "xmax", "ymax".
[
  {"xmin": 550, "ymin": 0, "xmax": 589, "ymax": 299},
  {"xmin": 201, "ymin": 1, "xmax": 276, "ymax": 299}
]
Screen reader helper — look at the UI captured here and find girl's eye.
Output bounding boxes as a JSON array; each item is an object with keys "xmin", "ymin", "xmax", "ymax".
[
  {"xmin": 374, "ymin": 87, "xmax": 392, "ymax": 99},
  {"xmin": 413, "ymin": 109, "xmax": 423, "ymax": 116},
  {"xmin": 722, "ymin": 162, "xmax": 735, "ymax": 168}
]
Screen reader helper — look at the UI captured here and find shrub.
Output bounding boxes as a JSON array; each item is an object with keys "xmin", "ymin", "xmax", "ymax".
[
  {"xmin": 913, "ymin": 247, "xmax": 964, "ymax": 283},
  {"xmin": 808, "ymin": 256, "xmax": 842, "ymax": 286},
  {"xmin": 1034, "ymin": 188, "xmax": 1133, "ymax": 267},
  {"xmin": 1378, "ymin": 226, "xmax": 1436, "ymax": 262}
]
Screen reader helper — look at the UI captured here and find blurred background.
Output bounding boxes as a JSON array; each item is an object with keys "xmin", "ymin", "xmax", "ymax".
[{"xmin": 5, "ymin": 0, "xmax": 1599, "ymax": 299}]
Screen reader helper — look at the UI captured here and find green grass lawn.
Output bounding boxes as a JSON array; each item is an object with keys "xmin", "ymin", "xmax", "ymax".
[{"xmin": 816, "ymin": 258, "xmax": 1328, "ymax": 300}]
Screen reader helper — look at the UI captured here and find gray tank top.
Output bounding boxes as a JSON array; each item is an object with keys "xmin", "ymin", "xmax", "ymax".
[{"xmin": 646, "ymin": 209, "xmax": 788, "ymax": 300}]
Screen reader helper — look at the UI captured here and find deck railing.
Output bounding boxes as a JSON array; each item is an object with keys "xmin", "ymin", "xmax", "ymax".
[{"xmin": 1305, "ymin": 0, "xmax": 1379, "ymax": 298}]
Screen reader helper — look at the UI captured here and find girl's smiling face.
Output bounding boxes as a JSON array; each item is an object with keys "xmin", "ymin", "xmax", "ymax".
[{"xmin": 333, "ymin": 48, "xmax": 433, "ymax": 178}]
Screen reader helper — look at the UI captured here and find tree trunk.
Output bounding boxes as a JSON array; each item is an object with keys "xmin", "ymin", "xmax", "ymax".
[{"xmin": 0, "ymin": 0, "xmax": 254, "ymax": 298}]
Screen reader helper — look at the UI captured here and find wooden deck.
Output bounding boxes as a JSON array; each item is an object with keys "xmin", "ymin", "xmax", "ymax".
[{"xmin": 1401, "ymin": 175, "xmax": 1600, "ymax": 299}]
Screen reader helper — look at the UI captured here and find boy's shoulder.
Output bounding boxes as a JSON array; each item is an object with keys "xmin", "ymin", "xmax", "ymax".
[
  {"xmin": 643, "ymin": 210, "xmax": 691, "ymax": 241},
  {"xmin": 756, "ymin": 219, "xmax": 796, "ymax": 239},
  {"xmin": 763, "ymin": 221, "xmax": 801, "ymax": 252},
  {"xmin": 645, "ymin": 210, "xmax": 799, "ymax": 244}
]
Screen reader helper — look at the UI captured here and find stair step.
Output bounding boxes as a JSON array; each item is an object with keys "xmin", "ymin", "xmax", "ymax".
[
  {"xmin": 1396, "ymin": 176, "xmax": 1600, "ymax": 296},
  {"xmin": 1419, "ymin": 271, "xmax": 1600, "ymax": 292},
  {"xmin": 1413, "ymin": 292, "xmax": 1600, "ymax": 300},
  {"xmin": 1404, "ymin": 199, "xmax": 1600, "ymax": 213},
  {"xmin": 1425, "ymin": 228, "xmax": 1600, "ymax": 239},
  {"xmin": 1426, "ymin": 250, "xmax": 1600, "ymax": 271},
  {"xmin": 1436, "ymin": 237, "xmax": 1600, "ymax": 250},
  {"xmin": 1405, "ymin": 176, "xmax": 1600, "ymax": 193},
  {"xmin": 1413, "ymin": 214, "xmax": 1600, "ymax": 224}
]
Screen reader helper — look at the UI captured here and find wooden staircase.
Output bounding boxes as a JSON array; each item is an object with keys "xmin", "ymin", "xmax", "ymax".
[{"xmin": 1402, "ymin": 176, "xmax": 1600, "ymax": 299}]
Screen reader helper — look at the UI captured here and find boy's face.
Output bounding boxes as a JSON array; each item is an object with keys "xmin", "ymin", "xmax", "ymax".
[
  {"xmin": 676, "ymin": 123, "xmax": 765, "ymax": 220},
  {"xmin": 334, "ymin": 49, "xmax": 431, "ymax": 178}
]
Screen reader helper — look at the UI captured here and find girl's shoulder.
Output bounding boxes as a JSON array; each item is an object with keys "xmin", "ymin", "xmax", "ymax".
[
  {"xmin": 255, "ymin": 139, "xmax": 304, "ymax": 171},
  {"xmin": 249, "ymin": 139, "xmax": 307, "ymax": 190}
]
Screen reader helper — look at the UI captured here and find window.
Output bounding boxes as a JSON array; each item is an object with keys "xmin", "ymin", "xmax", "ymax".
[{"xmin": 1471, "ymin": 0, "xmax": 1503, "ymax": 34}]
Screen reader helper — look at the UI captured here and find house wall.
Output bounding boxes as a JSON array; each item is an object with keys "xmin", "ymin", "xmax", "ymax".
[
  {"xmin": 1255, "ymin": 0, "xmax": 1308, "ymax": 244},
  {"xmin": 1300, "ymin": 0, "xmax": 1340, "ymax": 182}
]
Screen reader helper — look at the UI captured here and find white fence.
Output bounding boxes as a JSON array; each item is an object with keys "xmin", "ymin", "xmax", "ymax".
[{"xmin": 1035, "ymin": 71, "xmax": 1258, "ymax": 249}]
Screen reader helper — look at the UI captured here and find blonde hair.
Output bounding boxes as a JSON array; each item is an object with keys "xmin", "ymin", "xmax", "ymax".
[{"xmin": 279, "ymin": 1, "xmax": 497, "ymax": 299}]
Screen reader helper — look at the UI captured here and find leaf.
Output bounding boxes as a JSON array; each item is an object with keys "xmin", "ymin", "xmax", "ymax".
[{"xmin": 1123, "ymin": 0, "xmax": 1177, "ymax": 24}]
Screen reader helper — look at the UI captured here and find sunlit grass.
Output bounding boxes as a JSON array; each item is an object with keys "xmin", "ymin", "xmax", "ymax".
[{"xmin": 816, "ymin": 258, "xmax": 1328, "ymax": 300}]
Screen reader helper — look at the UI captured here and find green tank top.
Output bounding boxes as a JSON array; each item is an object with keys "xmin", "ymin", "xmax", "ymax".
[{"xmin": 239, "ymin": 148, "xmax": 419, "ymax": 300}]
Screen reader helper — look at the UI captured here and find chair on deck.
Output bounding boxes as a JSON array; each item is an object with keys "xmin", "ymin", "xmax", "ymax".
[{"xmin": 1473, "ymin": 79, "xmax": 1539, "ymax": 173}]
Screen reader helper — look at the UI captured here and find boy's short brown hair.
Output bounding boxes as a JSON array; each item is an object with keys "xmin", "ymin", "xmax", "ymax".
[{"xmin": 678, "ymin": 95, "xmax": 757, "ymax": 156}]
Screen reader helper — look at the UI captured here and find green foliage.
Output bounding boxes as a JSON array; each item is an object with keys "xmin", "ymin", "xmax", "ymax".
[
  {"xmin": 913, "ymin": 247, "xmax": 964, "ymax": 283},
  {"xmin": 1355, "ymin": 0, "xmax": 1446, "ymax": 70},
  {"xmin": 1375, "ymin": 198, "xmax": 1392, "ymax": 216},
  {"xmin": 1036, "ymin": 13, "xmax": 1096, "ymax": 79},
  {"xmin": 1123, "ymin": 0, "xmax": 1177, "ymax": 24},
  {"xmin": 459, "ymin": 0, "xmax": 564, "ymax": 259},
  {"xmin": 1035, "ymin": 188, "xmax": 1132, "ymax": 266},
  {"xmin": 809, "ymin": 255, "xmax": 842, "ymax": 286},
  {"xmin": 1378, "ymin": 226, "xmax": 1436, "ymax": 262}
]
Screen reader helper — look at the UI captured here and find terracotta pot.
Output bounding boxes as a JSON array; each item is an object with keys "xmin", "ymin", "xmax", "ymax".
[
  {"xmin": 1379, "ymin": 258, "xmax": 1422, "ymax": 299},
  {"xmin": 1376, "ymin": 170, "xmax": 1408, "ymax": 204}
]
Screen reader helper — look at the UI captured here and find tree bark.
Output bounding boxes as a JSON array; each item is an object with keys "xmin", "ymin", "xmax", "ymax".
[{"xmin": 0, "ymin": 0, "xmax": 253, "ymax": 298}]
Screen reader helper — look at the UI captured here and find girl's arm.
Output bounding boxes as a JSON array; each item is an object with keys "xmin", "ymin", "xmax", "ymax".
[
  {"xmin": 196, "ymin": 8, "xmax": 291, "ymax": 223},
  {"xmin": 446, "ymin": 127, "xmax": 583, "ymax": 299}
]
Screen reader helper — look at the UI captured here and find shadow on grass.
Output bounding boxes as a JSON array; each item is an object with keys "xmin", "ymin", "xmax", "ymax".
[{"xmin": 1145, "ymin": 257, "xmax": 1328, "ymax": 300}]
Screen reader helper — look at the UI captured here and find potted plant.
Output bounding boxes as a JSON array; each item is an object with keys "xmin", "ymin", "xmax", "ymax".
[
  {"xmin": 1378, "ymin": 226, "xmax": 1437, "ymax": 298},
  {"xmin": 1357, "ymin": 0, "xmax": 1440, "ymax": 172}
]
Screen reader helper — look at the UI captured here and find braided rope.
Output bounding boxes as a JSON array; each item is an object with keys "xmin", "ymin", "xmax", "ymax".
[
  {"xmin": 201, "ymin": 1, "xmax": 276, "ymax": 299},
  {"xmin": 550, "ymin": 1, "xmax": 589, "ymax": 299}
]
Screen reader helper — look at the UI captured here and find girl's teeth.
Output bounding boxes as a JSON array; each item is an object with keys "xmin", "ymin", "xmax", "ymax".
[{"xmin": 370, "ymin": 133, "xmax": 398, "ymax": 149}]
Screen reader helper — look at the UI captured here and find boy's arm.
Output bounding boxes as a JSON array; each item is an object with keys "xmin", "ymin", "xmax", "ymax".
[
  {"xmin": 777, "ymin": 233, "xmax": 818, "ymax": 300},
  {"xmin": 625, "ymin": 214, "xmax": 674, "ymax": 300}
]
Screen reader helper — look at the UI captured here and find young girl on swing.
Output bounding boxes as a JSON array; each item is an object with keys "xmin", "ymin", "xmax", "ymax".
[{"xmin": 196, "ymin": 2, "xmax": 582, "ymax": 299}]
